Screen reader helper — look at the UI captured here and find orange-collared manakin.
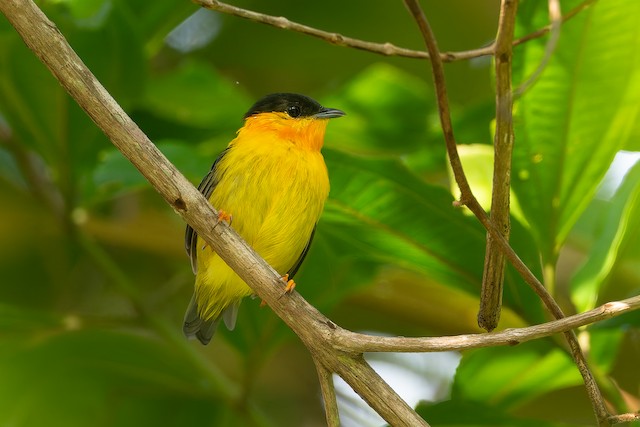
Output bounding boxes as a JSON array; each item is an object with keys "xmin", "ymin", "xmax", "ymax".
[{"xmin": 183, "ymin": 93, "xmax": 344, "ymax": 345}]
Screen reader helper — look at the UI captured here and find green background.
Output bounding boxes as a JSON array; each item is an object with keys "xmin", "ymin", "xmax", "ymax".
[{"xmin": 1, "ymin": 0, "xmax": 639, "ymax": 426}]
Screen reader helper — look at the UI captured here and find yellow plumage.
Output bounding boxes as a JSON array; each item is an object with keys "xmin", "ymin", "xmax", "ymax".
[{"xmin": 183, "ymin": 93, "xmax": 344, "ymax": 344}]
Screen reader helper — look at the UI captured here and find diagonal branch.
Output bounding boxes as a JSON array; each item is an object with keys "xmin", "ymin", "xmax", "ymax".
[{"xmin": 0, "ymin": 1, "xmax": 428, "ymax": 426}]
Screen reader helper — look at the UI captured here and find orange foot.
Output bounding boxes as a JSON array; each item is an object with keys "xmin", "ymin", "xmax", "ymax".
[
  {"xmin": 202, "ymin": 210, "xmax": 233, "ymax": 250},
  {"xmin": 217, "ymin": 210, "xmax": 233, "ymax": 224},
  {"xmin": 278, "ymin": 274, "xmax": 296, "ymax": 299}
]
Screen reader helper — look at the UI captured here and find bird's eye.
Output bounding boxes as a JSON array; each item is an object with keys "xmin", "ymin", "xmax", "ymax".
[{"xmin": 286, "ymin": 105, "xmax": 301, "ymax": 118}]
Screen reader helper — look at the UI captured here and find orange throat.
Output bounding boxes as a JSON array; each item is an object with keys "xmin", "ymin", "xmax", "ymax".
[{"xmin": 240, "ymin": 113, "xmax": 329, "ymax": 152}]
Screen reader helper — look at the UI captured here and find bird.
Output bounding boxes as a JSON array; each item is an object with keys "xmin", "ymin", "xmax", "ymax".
[{"xmin": 183, "ymin": 93, "xmax": 345, "ymax": 345}]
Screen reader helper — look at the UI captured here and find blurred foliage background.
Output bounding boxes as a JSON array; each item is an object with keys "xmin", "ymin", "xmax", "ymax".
[{"xmin": 1, "ymin": 0, "xmax": 639, "ymax": 426}]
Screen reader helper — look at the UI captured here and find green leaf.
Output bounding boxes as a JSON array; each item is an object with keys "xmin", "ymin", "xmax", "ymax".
[
  {"xmin": 0, "ymin": 0, "xmax": 146, "ymax": 205},
  {"xmin": 570, "ymin": 158, "xmax": 640, "ymax": 311},
  {"xmin": 48, "ymin": 0, "xmax": 112, "ymax": 28},
  {"xmin": 320, "ymin": 148, "xmax": 486, "ymax": 294},
  {"xmin": 325, "ymin": 63, "xmax": 436, "ymax": 156},
  {"xmin": 143, "ymin": 60, "xmax": 251, "ymax": 130},
  {"xmin": 289, "ymin": 148, "xmax": 546, "ymax": 326},
  {"xmin": 0, "ymin": 303, "xmax": 61, "ymax": 333},
  {"xmin": 417, "ymin": 399, "xmax": 575, "ymax": 427},
  {"xmin": 449, "ymin": 144, "xmax": 527, "ymax": 224},
  {"xmin": 453, "ymin": 341, "xmax": 581, "ymax": 409},
  {"xmin": 124, "ymin": 0, "xmax": 196, "ymax": 54},
  {"xmin": 589, "ymin": 327, "xmax": 625, "ymax": 373},
  {"xmin": 0, "ymin": 328, "xmax": 216, "ymax": 427},
  {"xmin": 512, "ymin": 0, "xmax": 640, "ymax": 261},
  {"xmin": 92, "ymin": 140, "xmax": 214, "ymax": 201}
]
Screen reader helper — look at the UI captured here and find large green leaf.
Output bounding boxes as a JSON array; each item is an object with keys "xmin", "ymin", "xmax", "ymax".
[
  {"xmin": 512, "ymin": 0, "xmax": 640, "ymax": 262},
  {"xmin": 453, "ymin": 341, "xmax": 581, "ymax": 410},
  {"xmin": 570, "ymin": 158, "xmax": 640, "ymax": 311},
  {"xmin": 0, "ymin": 327, "xmax": 218, "ymax": 427},
  {"xmin": 303, "ymin": 149, "xmax": 545, "ymax": 326},
  {"xmin": 322, "ymin": 148, "xmax": 486, "ymax": 293}
]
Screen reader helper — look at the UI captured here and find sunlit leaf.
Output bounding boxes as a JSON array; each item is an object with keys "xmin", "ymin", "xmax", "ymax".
[
  {"xmin": 512, "ymin": 0, "xmax": 640, "ymax": 262},
  {"xmin": 570, "ymin": 159, "xmax": 640, "ymax": 311},
  {"xmin": 449, "ymin": 143, "xmax": 527, "ymax": 225}
]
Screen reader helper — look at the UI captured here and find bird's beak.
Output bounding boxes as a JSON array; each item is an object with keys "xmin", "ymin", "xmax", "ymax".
[{"xmin": 314, "ymin": 107, "xmax": 345, "ymax": 119}]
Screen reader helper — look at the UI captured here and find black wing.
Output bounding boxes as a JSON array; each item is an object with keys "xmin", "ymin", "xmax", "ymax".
[
  {"xmin": 185, "ymin": 148, "xmax": 229, "ymax": 274},
  {"xmin": 286, "ymin": 226, "xmax": 316, "ymax": 279}
]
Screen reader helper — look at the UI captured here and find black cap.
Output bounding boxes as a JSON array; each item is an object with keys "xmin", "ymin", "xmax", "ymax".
[{"xmin": 244, "ymin": 93, "xmax": 345, "ymax": 120}]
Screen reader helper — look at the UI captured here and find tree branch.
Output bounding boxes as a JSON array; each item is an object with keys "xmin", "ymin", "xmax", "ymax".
[
  {"xmin": 334, "ymin": 296, "xmax": 640, "ymax": 353},
  {"xmin": 313, "ymin": 359, "xmax": 340, "ymax": 427},
  {"xmin": 195, "ymin": 0, "xmax": 596, "ymax": 63},
  {"xmin": 400, "ymin": 1, "xmax": 611, "ymax": 425},
  {"xmin": 477, "ymin": 0, "xmax": 518, "ymax": 332}
]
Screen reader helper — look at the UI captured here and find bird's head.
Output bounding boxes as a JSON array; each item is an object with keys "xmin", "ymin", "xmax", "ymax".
[{"xmin": 240, "ymin": 93, "xmax": 345, "ymax": 151}]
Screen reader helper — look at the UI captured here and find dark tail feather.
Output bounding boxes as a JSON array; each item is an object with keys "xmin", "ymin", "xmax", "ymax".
[
  {"xmin": 183, "ymin": 294, "xmax": 219, "ymax": 345},
  {"xmin": 182, "ymin": 294, "xmax": 242, "ymax": 345}
]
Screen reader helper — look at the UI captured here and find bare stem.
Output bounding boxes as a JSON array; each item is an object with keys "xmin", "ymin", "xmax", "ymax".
[{"xmin": 478, "ymin": 0, "xmax": 518, "ymax": 332}]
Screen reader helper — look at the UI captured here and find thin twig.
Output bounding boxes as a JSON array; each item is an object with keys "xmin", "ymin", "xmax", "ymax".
[
  {"xmin": 514, "ymin": 0, "xmax": 563, "ymax": 95},
  {"xmin": 194, "ymin": 0, "xmax": 595, "ymax": 63},
  {"xmin": 400, "ymin": 1, "xmax": 610, "ymax": 425},
  {"xmin": 334, "ymin": 296, "xmax": 640, "ymax": 353},
  {"xmin": 512, "ymin": 0, "xmax": 597, "ymax": 48},
  {"xmin": 0, "ymin": 134, "xmax": 67, "ymax": 222},
  {"xmin": 477, "ymin": 0, "xmax": 518, "ymax": 332},
  {"xmin": 313, "ymin": 359, "xmax": 341, "ymax": 427},
  {"xmin": 609, "ymin": 413, "xmax": 640, "ymax": 424}
]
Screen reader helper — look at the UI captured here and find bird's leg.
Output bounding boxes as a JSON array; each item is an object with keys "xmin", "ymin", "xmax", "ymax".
[
  {"xmin": 203, "ymin": 210, "xmax": 233, "ymax": 250},
  {"xmin": 217, "ymin": 210, "xmax": 233, "ymax": 225},
  {"xmin": 278, "ymin": 274, "xmax": 296, "ymax": 299}
]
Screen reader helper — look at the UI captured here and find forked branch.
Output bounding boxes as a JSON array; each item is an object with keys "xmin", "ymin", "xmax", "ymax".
[{"xmin": 400, "ymin": 0, "xmax": 612, "ymax": 425}]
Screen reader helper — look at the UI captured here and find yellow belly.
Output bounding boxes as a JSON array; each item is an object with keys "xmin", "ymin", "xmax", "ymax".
[{"xmin": 194, "ymin": 136, "xmax": 329, "ymax": 321}]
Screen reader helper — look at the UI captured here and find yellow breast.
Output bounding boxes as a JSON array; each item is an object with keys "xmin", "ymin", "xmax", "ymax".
[{"xmin": 194, "ymin": 113, "xmax": 330, "ymax": 320}]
